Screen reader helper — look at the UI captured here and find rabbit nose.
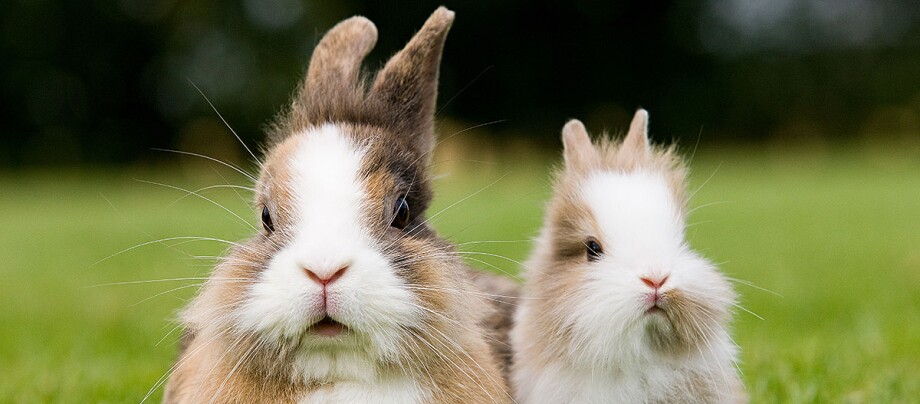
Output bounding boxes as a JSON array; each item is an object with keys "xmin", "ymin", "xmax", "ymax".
[
  {"xmin": 304, "ymin": 265, "xmax": 349, "ymax": 286},
  {"xmin": 640, "ymin": 275, "xmax": 669, "ymax": 290}
]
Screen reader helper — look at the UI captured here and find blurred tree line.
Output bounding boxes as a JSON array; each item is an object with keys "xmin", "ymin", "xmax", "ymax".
[{"xmin": 2, "ymin": 0, "xmax": 919, "ymax": 167}]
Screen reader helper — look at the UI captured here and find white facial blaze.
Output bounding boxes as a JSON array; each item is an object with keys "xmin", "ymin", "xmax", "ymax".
[
  {"xmin": 564, "ymin": 169, "xmax": 735, "ymax": 367},
  {"xmin": 581, "ymin": 170, "xmax": 685, "ymax": 267},
  {"xmin": 236, "ymin": 124, "xmax": 421, "ymax": 381},
  {"xmin": 288, "ymin": 124, "xmax": 369, "ymax": 277}
]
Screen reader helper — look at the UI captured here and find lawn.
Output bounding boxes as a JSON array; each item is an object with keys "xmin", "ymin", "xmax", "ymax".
[{"xmin": 1, "ymin": 144, "xmax": 918, "ymax": 402}]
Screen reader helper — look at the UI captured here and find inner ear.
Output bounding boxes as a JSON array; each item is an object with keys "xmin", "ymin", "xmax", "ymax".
[{"xmin": 562, "ymin": 119, "xmax": 597, "ymax": 169}]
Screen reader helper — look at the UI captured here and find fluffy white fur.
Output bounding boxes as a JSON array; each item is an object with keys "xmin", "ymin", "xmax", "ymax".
[
  {"xmin": 514, "ymin": 351, "xmax": 737, "ymax": 404},
  {"xmin": 298, "ymin": 374, "xmax": 429, "ymax": 404},
  {"xmin": 236, "ymin": 124, "xmax": 423, "ymax": 386},
  {"xmin": 583, "ymin": 170, "xmax": 684, "ymax": 260}
]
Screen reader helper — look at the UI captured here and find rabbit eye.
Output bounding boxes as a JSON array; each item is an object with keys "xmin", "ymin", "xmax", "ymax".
[
  {"xmin": 391, "ymin": 195, "xmax": 410, "ymax": 229},
  {"xmin": 261, "ymin": 206, "xmax": 275, "ymax": 233},
  {"xmin": 586, "ymin": 238, "xmax": 603, "ymax": 261}
]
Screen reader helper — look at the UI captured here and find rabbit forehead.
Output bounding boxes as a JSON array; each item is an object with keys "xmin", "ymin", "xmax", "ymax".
[
  {"xmin": 581, "ymin": 170, "xmax": 685, "ymax": 255},
  {"xmin": 288, "ymin": 124, "xmax": 366, "ymax": 207},
  {"xmin": 282, "ymin": 124, "xmax": 373, "ymax": 244},
  {"xmin": 261, "ymin": 122, "xmax": 428, "ymax": 228}
]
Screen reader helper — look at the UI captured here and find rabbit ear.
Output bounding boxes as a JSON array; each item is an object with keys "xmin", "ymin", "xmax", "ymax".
[
  {"xmin": 300, "ymin": 16, "xmax": 378, "ymax": 109},
  {"xmin": 562, "ymin": 119, "xmax": 597, "ymax": 169},
  {"xmin": 623, "ymin": 109, "xmax": 651, "ymax": 154},
  {"xmin": 371, "ymin": 7, "xmax": 455, "ymax": 156}
]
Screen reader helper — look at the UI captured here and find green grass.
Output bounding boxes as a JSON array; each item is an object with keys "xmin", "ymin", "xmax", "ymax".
[{"xmin": 1, "ymin": 147, "xmax": 918, "ymax": 402}]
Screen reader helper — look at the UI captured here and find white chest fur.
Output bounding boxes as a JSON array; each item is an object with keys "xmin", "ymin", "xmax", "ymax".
[
  {"xmin": 516, "ymin": 356, "xmax": 738, "ymax": 404},
  {"xmin": 298, "ymin": 375, "xmax": 430, "ymax": 404},
  {"xmin": 517, "ymin": 362, "xmax": 672, "ymax": 404}
]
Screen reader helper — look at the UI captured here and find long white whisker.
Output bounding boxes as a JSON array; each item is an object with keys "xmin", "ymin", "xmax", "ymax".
[
  {"xmin": 136, "ymin": 179, "xmax": 256, "ymax": 232},
  {"xmin": 167, "ymin": 183, "xmax": 255, "ymax": 208},
  {"xmin": 436, "ymin": 65, "xmax": 493, "ymax": 116},
  {"xmin": 187, "ymin": 79, "xmax": 261, "ymax": 166},
  {"xmin": 142, "ymin": 325, "xmax": 232, "ymax": 403},
  {"xmin": 88, "ymin": 277, "xmax": 246, "ymax": 287},
  {"xmin": 388, "ymin": 172, "xmax": 510, "ymax": 252},
  {"xmin": 725, "ymin": 276, "xmax": 783, "ymax": 297},
  {"xmin": 730, "ymin": 302, "xmax": 764, "ymax": 321},
  {"xmin": 130, "ymin": 284, "xmax": 206, "ymax": 307},
  {"xmin": 92, "ymin": 236, "xmax": 266, "ymax": 271},
  {"xmin": 688, "ymin": 161, "xmax": 723, "ymax": 201},
  {"xmin": 151, "ymin": 148, "xmax": 256, "ymax": 182}
]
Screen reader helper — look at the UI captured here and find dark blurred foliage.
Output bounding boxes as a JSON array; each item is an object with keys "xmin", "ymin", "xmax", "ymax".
[{"xmin": 2, "ymin": 0, "xmax": 920, "ymax": 167}]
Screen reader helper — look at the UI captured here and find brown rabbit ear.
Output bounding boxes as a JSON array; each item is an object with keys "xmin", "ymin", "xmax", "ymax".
[
  {"xmin": 371, "ymin": 7, "xmax": 455, "ymax": 157},
  {"xmin": 562, "ymin": 119, "xmax": 597, "ymax": 169},
  {"xmin": 623, "ymin": 109, "xmax": 651, "ymax": 155},
  {"xmin": 299, "ymin": 16, "xmax": 378, "ymax": 111}
]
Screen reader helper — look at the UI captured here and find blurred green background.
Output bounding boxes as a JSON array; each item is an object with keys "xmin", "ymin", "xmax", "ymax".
[{"xmin": 2, "ymin": 0, "xmax": 919, "ymax": 402}]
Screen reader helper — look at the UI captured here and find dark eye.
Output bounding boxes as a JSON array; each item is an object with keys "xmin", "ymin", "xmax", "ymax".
[
  {"xmin": 261, "ymin": 205, "xmax": 275, "ymax": 233},
  {"xmin": 586, "ymin": 238, "xmax": 603, "ymax": 261},
  {"xmin": 391, "ymin": 195, "xmax": 410, "ymax": 229}
]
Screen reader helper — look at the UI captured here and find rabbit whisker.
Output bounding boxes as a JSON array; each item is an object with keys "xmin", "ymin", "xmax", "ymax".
[
  {"xmin": 408, "ymin": 327, "xmax": 497, "ymax": 403},
  {"xmin": 730, "ymin": 302, "xmax": 764, "ymax": 320},
  {"xmin": 210, "ymin": 336, "xmax": 264, "ymax": 403},
  {"xmin": 89, "ymin": 277, "xmax": 247, "ymax": 287},
  {"xmin": 724, "ymin": 276, "xmax": 782, "ymax": 297},
  {"xmin": 688, "ymin": 162, "xmax": 723, "ymax": 202},
  {"xmin": 191, "ymin": 331, "xmax": 248, "ymax": 403},
  {"xmin": 151, "ymin": 148, "xmax": 257, "ymax": 183},
  {"xmin": 187, "ymin": 79, "xmax": 262, "ymax": 169},
  {"xmin": 92, "ymin": 236, "xmax": 257, "ymax": 268},
  {"xmin": 136, "ymin": 179, "xmax": 256, "ymax": 232},
  {"xmin": 436, "ymin": 65, "xmax": 492, "ymax": 116},
  {"xmin": 143, "ymin": 324, "xmax": 234, "ymax": 403}
]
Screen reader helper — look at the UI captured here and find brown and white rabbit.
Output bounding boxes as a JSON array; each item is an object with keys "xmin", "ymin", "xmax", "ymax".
[
  {"xmin": 510, "ymin": 110, "xmax": 746, "ymax": 403},
  {"xmin": 162, "ymin": 8, "xmax": 512, "ymax": 403}
]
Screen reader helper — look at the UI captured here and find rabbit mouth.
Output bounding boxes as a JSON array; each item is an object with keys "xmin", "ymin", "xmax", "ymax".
[
  {"xmin": 646, "ymin": 305, "xmax": 665, "ymax": 315},
  {"xmin": 309, "ymin": 316, "xmax": 349, "ymax": 337}
]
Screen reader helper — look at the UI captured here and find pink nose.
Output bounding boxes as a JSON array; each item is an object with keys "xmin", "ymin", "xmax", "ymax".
[
  {"xmin": 640, "ymin": 275, "xmax": 669, "ymax": 290},
  {"xmin": 304, "ymin": 265, "xmax": 349, "ymax": 286}
]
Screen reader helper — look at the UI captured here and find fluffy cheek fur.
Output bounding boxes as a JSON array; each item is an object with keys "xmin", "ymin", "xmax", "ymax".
[
  {"xmin": 565, "ymin": 251, "xmax": 735, "ymax": 366},
  {"xmin": 235, "ymin": 242, "xmax": 422, "ymax": 354}
]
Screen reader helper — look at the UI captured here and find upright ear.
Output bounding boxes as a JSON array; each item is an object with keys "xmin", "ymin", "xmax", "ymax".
[
  {"xmin": 623, "ymin": 109, "xmax": 650, "ymax": 154},
  {"xmin": 371, "ymin": 7, "xmax": 455, "ymax": 156},
  {"xmin": 299, "ymin": 16, "xmax": 378, "ymax": 110},
  {"xmin": 562, "ymin": 119, "xmax": 597, "ymax": 169}
]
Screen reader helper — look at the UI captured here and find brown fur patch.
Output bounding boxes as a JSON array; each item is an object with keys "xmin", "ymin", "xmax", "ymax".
[{"xmin": 470, "ymin": 271, "xmax": 521, "ymax": 381}]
